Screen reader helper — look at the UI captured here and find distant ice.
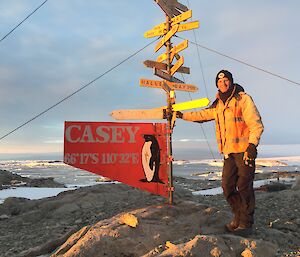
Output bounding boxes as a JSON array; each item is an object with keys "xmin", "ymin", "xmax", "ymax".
[
  {"xmin": 0, "ymin": 187, "xmax": 75, "ymax": 204},
  {"xmin": 193, "ymin": 178, "xmax": 295, "ymax": 196}
]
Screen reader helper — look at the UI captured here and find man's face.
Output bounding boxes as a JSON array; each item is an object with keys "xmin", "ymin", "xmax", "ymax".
[{"xmin": 217, "ymin": 77, "xmax": 231, "ymax": 93}]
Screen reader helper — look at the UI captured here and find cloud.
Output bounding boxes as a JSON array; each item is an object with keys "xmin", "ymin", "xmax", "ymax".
[{"xmin": 0, "ymin": 1, "xmax": 299, "ymax": 157}]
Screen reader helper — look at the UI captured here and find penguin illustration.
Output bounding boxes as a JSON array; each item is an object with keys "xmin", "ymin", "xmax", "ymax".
[{"xmin": 140, "ymin": 135, "xmax": 163, "ymax": 183}]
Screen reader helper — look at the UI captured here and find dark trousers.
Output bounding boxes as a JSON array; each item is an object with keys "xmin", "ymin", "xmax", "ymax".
[{"xmin": 222, "ymin": 153, "xmax": 255, "ymax": 226}]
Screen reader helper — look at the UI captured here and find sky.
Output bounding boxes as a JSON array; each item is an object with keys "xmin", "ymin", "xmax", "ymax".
[{"xmin": 0, "ymin": 0, "xmax": 300, "ymax": 160}]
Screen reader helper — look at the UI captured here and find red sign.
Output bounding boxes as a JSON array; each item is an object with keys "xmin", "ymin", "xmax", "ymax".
[{"xmin": 64, "ymin": 121, "xmax": 169, "ymax": 198}]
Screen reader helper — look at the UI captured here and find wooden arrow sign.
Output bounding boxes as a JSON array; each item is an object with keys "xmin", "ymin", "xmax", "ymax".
[
  {"xmin": 155, "ymin": 24, "xmax": 179, "ymax": 52},
  {"xmin": 154, "ymin": 0, "xmax": 188, "ymax": 18},
  {"xmin": 154, "ymin": 68, "xmax": 184, "ymax": 83},
  {"xmin": 171, "ymin": 98, "xmax": 210, "ymax": 111},
  {"xmin": 155, "ymin": 0, "xmax": 174, "ymax": 18},
  {"xmin": 149, "ymin": 10, "xmax": 192, "ymax": 33},
  {"xmin": 168, "ymin": 0, "xmax": 189, "ymax": 12},
  {"xmin": 140, "ymin": 78, "xmax": 198, "ymax": 92},
  {"xmin": 111, "ymin": 108, "xmax": 164, "ymax": 120},
  {"xmin": 178, "ymin": 21, "xmax": 199, "ymax": 33},
  {"xmin": 111, "ymin": 98, "xmax": 210, "ymax": 120},
  {"xmin": 157, "ymin": 40, "xmax": 188, "ymax": 63},
  {"xmin": 144, "ymin": 27, "xmax": 167, "ymax": 38},
  {"xmin": 140, "ymin": 78, "xmax": 164, "ymax": 89},
  {"xmin": 170, "ymin": 56, "xmax": 184, "ymax": 75},
  {"xmin": 143, "ymin": 60, "xmax": 190, "ymax": 74}
]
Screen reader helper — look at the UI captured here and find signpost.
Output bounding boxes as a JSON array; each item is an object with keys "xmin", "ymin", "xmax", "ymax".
[
  {"xmin": 111, "ymin": 0, "xmax": 202, "ymax": 204},
  {"xmin": 64, "ymin": 0, "xmax": 206, "ymax": 204}
]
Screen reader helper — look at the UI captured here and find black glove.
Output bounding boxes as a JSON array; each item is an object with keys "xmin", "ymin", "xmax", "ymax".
[
  {"xmin": 246, "ymin": 143, "xmax": 257, "ymax": 159},
  {"xmin": 176, "ymin": 111, "xmax": 183, "ymax": 119}
]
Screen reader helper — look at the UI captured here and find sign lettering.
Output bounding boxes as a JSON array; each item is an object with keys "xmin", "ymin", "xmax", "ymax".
[
  {"xmin": 178, "ymin": 21, "xmax": 199, "ymax": 33},
  {"xmin": 65, "ymin": 125, "xmax": 139, "ymax": 144}
]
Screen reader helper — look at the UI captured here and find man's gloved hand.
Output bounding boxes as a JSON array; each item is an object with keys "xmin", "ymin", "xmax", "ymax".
[
  {"xmin": 246, "ymin": 143, "xmax": 257, "ymax": 159},
  {"xmin": 176, "ymin": 111, "xmax": 183, "ymax": 119}
]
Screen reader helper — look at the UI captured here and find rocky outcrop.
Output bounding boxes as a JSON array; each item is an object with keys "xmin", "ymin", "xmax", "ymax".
[
  {"xmin": 0, "ymin": 169, "xmax": 64, "ymax": 190},
  {"xmin": 51, "ymin": 201, "xmax": 278, "ymax": 257}
]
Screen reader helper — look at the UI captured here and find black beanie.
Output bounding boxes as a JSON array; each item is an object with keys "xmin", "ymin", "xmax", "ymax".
[{"xmin": 215, "ymin": 70, "xmax": 233, "ymax": 87}]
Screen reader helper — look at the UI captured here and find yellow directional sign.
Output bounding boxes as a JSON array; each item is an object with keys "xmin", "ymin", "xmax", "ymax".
[
  {"xmin": 144, "ymin": 27, "xmax": 167, "ymax": 38},
  {"xmin": 140, "ymin": 78, "xmax": 198, "ymax": 92},
  {"xmin": 152, "ymin": 10, "xmax": 192, "ymax": 31},
  {"xmin": 170, "ymin": 56, "xmax": 184, "ymax": 75},
  {"xmin": 172, "ymin": 98, "xmax": 210, "ymax": 111},
  {"xmin": 157, "ymin": 40, "xmax": 188, "ymax": 63},
  {"xmin": 154, "ymin": 24, "xmax": 179, "ymax": 52},
  {"xmin": 171, "ymin": 9, "xmax": 192, "ymax": 26},
  {"xmin": 178, "ymin": 21, "xmax": 199, "ymax": 33}
]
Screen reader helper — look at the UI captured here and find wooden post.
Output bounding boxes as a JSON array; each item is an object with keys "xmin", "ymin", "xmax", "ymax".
[{"xmin": 165, "ymin": 15, "xmax": 174, "ymax": 205}]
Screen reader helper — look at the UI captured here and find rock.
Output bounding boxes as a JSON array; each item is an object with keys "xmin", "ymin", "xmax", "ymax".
[
  {"xmin": 51, "ymin": 201, "xmax": 278, "ymax": 257},
  {"xmin": 0, "ymin": 214, "xmax": 10, "ymax": 220},
  {"xmin": 291, "ymin": 177, "xmax": 300, "ymax": 190},
  {"xmin": 210, "ymin": 246, "xmax": 221, "ymax": 257},
  {"xmin": 0, "ymin": 169, "xmax": 64, "ymax": 190},
  {"xmin": 241, "ymin": 248, "xmax": 253, "ymax": 257},
  {"xmin": 119, "ymin": 213, "xmax": 138, "ymax": 227}
]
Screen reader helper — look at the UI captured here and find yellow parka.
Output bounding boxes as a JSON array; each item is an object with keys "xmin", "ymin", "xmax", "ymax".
[{"xmin": 182, "ymin": 86, "xmax": 264, "ymax": 155}]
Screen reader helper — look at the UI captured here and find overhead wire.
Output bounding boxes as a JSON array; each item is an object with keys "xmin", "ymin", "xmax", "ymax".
[
  {"xmin": 0, "ymin": 38, "xmax": 159, "ymax": 141},
  {"xmin": 176, "ymin": 35, "xmax": 300, "ymax": 87},
  {"xmin": 0, "ymin": 0, "xmax": 49, "ymax": 43}
]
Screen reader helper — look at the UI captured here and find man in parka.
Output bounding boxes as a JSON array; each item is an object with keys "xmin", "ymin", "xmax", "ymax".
[{"xmin": 177, "ymin": 70, "xmax": 264, "ymax": 235}]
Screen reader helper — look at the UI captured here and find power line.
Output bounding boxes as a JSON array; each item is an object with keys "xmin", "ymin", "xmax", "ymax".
[
  {"xmin": 176, "ymin": 35, "xmax": 300, "ymax": 87},
  {"xmin": 0, "ymin": 38, "xmax": 159, "ymax": 141},
  {"xmin": 0, "ymin": 0, "xmax": 49, "ymax": 43}
]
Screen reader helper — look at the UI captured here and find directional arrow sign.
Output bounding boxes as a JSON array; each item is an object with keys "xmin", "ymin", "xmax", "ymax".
[
  {"xmin": 111, "ymin": 108, "xmax": 164, "ymax": 120},
  {"xmin": 157, "ymin": 40, "xmax": 188, "ymax": 63},
  {"xmin": 143, "ymin": 60, "xmax": 190, "ymax": 74},
  {"xmin": 140, "ymin": 79, "xmax": 164, "ymax": 89},
  {"xmin": 144, "ymin": 27, "xmax": 167, "ymax": 38},
  {"xmin": 170, "ymin": 56, "xmax": 184, "ymax": 75},
  {"xmin": 150, "ymin": 10, "xmax": 192, "ymax": 33},
  {"xmin": 155, "ymin": 0, "xmax": 174, "ymax": 18},
  {"xmin": 172, "ymin": 98, "xmax": 210, "ymax": 111},
  {"xmin": 155, "ymin": 24, "xmax": 179, "ymax": 52},
  {"xmin": 143, "ymin": 60, "xmax": 167, "ymax": 71},
  {"xmin": 178, "ymin": 21, "xmax": 199, "ymax": 32},
  {"xmin": 154, "ymin": 68, "xmax": 184, "ymax": 83},
  {"xmin": 111, "ymin": 98, "xmax": 210, "ymax": 120},
  {"xmin": 171, "ymin": 9, "xmax": 192, "ymax": 26},
  {"xmin": 140, "ymin": 78, "xmax": 197, "ymax": 92},
  {"xmin": 168, "ymin": 0, "xmax": 189, "ymax": 12},
  {"xmin": 155, "ymin": 0, "xmax": 188, "ymax": 18},
  {"xmin": 165, "ymin": 81, "xmax": 198, "ymax": 92}
]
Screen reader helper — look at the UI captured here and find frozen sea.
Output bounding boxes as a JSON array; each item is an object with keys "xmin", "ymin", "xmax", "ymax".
[{"xmin": 0, "ymin": 145, "xmax": 299, "ymax": 202}]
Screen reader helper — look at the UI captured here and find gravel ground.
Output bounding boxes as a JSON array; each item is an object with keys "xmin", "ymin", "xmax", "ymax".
[{"xmin": 0, "ymin": 171, "xmax": 299, "ymax": 257}]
